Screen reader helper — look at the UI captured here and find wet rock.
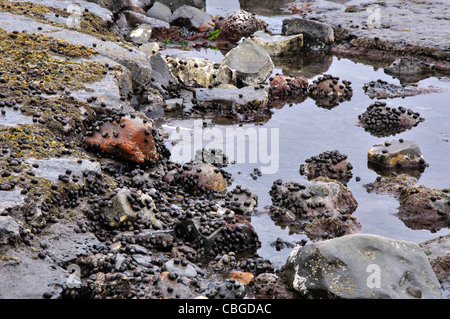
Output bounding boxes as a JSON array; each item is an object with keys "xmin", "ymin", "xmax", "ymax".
[
  {"xmin": 126, "ymin": 24, "xmax": 153, "ymax": 45},
  {"xmin": 85, "ymin": 116, "xmax": 159, "ymax": 163},
  {"xmin": 358, "ymin": 101, "xmax": 425, "ymax": 137},
  {"xmin": 284, "ymin": 234, "xmax": 442, "ymax": 299},
  {"xmin": 123, "ymin": 10, "xmax": 170, "ymax": 28},
  {"xmin": 169, "ymin": 5, "xmax": 212, "ymax": 31},
  {"xmin": 367, "ymin": 139, "xmax": 427, "ymax": 169},
  {"xmin": 165, "ymin": 56, "xmax": 236, "ymax": 88},
  {"xmin": 219, "ymin": 10, "xmax": 270, "ymax": 42},
  {"xmin": 250, "ymin": 31, "xmax": 303, "ymax": 57},
  {"xmin": 308, "ymin": 74, "xmax": 353, "ymax": 108},
  {"xmin": 299, "ymin": 150, "xmax": 353, "ymax": 185},
  {"xmin": 224, "ymin": 186, "xmax": 258, "ymax": 215},
  {"xmin": 163, "ymin": 98, "xmax": 183, "ymax": 112},
  {"xmin": 385, "ymin": 57, "xmax": 436, "ymax": 77},
  {"xmin": 270, "ymin": 177, "xmax": 358, "ymax": 219},
  {"xmin": 253, "ymin": 273, "xmax": 278, "ymax": 295},
  {"xmin": 162, "ymin": 258, "xmax": 197, "ymax": 278},
  {"xmin": 150, "ymin": 53, "xmax": 179, "ymax": 90},
  {"xmin": 420, "ymin": 235, "xmax": 450, "ymax": 297},
  {"xmin": 364, "ymin": 174, "xmax": 419, "ymax": 198},
  {"xmin": 146, "ymin": 2, "xmax": 172, "ymax": 22},
  {"xmin": 0, "ymin": 248, "xmax": 68, "ymax": 298},
  {"xmin": 269, "ymin": 75, "xmax": 308, "ymax": 99},
  {"xmin": 206, "ymin": 278, "xmax": 246, "ymax": 299},
  {"xmin": 163, "ymin": 162, "xmax": 229, "ymax": 193},
  {"xmin": 398, "ymin": 186, "xmax": 450, "ymax": 232},
  {"xmin": 193, "ymin": 85, "xmax": 270, "ymax": 116},
  {"xmin": 282, "ymin": 18, "xmax": 334, "ymax": 50},
  {"xmin": 304, "ymin": 210, "xmax": 362, "ymax": 240},
  {"xmin": 175, "ymin": 213, "xmax": 260, "ymax": 258},
  {"xmin": 363, "ymin": 79, "xmax": 441, "ymax": 99},
  {"xmin": 0, "ymin": 215, "xmax": 21, "ymax": 245},
  {"xmin": 221, "ymin": 38, "xmax": 274, "ymax": 87},
  {"xmin": 101, "ymin": 188, "xmax": 161, "ymax": 229}
]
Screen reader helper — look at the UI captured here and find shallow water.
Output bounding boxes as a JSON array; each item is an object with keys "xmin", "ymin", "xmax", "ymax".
[{"xmin": 163, "ymin": 54, "xmax": 450, "ymax": 266}]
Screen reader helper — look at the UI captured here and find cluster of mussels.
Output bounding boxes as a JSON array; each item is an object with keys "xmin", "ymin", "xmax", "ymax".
[
  {"xmin": 308, "ymin": 74, "xmax": 353, "ymax": 108},
  {"xmin": 299, "ymin": 150, "xmax": 353, "ymax": 185},
  {"xmin": 358, "ymin": 101, "xmax": 425, "ymax": 137}
]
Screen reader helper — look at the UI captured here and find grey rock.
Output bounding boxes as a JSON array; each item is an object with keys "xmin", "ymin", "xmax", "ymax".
[
  {"xmin": 282, "ymin": 18, "xmax": 334, "ymax": 50},
  {"xmin": 146, "ymin": 2, "xmax": 172, "ymax": 22},
  {"xmin": 251, "ymin": 31, "xmax": 303, "ymax": 57},
  {"xmin": 221, "ymin": 38, "xmax": 274, "ymax": 87},
  {"xmin": 0, "ymin": 215, "xmax": 21, "ymax": 245},
  {"xmin": 140, "ymin": 42, "xmax": 160, "ymax": 58},
  {"xmin": 156, "ymin": 0, "xmax": 205, "ymax": 12},
  {"xmin": 284, "ymin": 234, "xmax": 442, "ymax": 299},
  {"xmin": 170, "ymin": 5, "xmax": 212, "ymax": 30},
  {"xmin": 253, "ymin": 273, "xmax": 278, "ymax": 295},
  {"xmin": 164, "ymin": 98, "xmax": 184, "ymax": 112},
  {"xmin": 385, "ymin": 57, "xmax": 436, "ymax": 76},
  {"xmin": 123, "ymin": 10, "xmax": 170, "ymax": 28},
  {"xmin": 150, "ymin": 53, "xmax": 179, "ymax": 88},
  {"xmin": 0, "ymin": 248, "xmax": 68, "ymax": 298},
  {"xmin": 102, "ymin": 188, "xmax": 161, "ymax": 228},
  {"xmin": 163, "ymin": 259, "xmax": 197, "ymax": 278}
]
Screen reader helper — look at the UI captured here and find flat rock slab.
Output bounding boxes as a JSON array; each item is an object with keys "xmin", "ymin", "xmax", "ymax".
[
  {"xmin": 284, "ymin": 233, "xmax": 442, "ymax": 299},
  {"xmin": 250, "ymin": 31, "xmax": 303, "ymax": 56},
  {"xmin": 193, "ymin": 85, "xmax": 270, "ymax": 113},
  {"xmin": 368, "ymin": 139, "xmax": 427, "ymax": 169},
  {"xmin": 363, "ymin": 79, "xmax": 441, "ymax": 99}
]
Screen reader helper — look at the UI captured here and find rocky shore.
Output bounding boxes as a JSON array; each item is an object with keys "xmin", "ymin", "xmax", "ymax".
[{"xmin": 0, "ymin": 0, "xmax": 449, "ymax": 299}]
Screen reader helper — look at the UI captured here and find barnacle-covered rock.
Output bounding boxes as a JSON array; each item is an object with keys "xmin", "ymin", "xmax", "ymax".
[
  {"xmin": 219, "ymin": 10, "xmax": 270, "ymax": 42},
  {"xmin": 308, "ymin": 74, "xmax": 352, "ymax": 108}
]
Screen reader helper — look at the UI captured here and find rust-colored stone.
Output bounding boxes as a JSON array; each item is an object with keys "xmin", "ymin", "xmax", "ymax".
[
  {"xmin": 85, "ymin": 117, "xmax": 159, "ymax": 163},
  {"xmin": 232, "ymin": 271, "xmax": 254, "ymax": 285}
]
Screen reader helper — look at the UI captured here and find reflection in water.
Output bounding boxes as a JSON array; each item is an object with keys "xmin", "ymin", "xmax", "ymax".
[
  {"xmin": 271, "ymin": 53, "xmax": 333, "ymax": 78},
  {"xmin": 239, "ymin": 0, "xmax": 294, "ymax": 16}
]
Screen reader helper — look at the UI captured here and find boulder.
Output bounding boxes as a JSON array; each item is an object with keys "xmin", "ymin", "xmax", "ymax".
[
  {"xmin": 368, "ymin": 139, "xmax": 427, "ymax": 169},
  {"xmin": 221, "ymin": 39, "xmax": 274, "ymax": 87},
  {"xmin": 146, "ymin": 2, "xmax": 172, "ymax": 22},
  {"xmin": 282, "ymin": 18, "xmax": 334, "ymax": 50},
  {"xmin": 169, "ymin": 5, "xmax": 212, "ymax": 30},
  {"xmin": 251, "ymin": 31, "xmax": 303, "ymax": 57},
  {"xmin": 219, "ymin": 10, "xmax": 270, "ymax": 42},
  {"xmin": 150, "ymin": 53, "xmax": 179, "ymax": 89},
  {"xmin": 85, "ymin": 116, "xmax": 159, "ymax": 163},
  {"xmin": 165, "ymin": 56, "xmax": 235, "ymax": 88},
  {"xmin": 284, "ymin": 234, "xmax": 442, "ymax": 299}
]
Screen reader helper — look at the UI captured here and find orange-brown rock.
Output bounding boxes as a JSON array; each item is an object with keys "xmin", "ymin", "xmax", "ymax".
[{"xmin": 85, "ymin": 117, "xmax": 158, "ymax": 163}]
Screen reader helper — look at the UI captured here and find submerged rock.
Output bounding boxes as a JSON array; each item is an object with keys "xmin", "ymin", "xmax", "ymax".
[
  {"xmin": 363, "ymin": 79, "xmax": 441, "ymax": 99},
  {"xmin": 284, "ymin": 234, "xmax": 442, "ymax": 299},
  {"xmin": 398, "ymin": 186, "xmax": 450, "ymax": 232},
  {"xmin": 221, "ymin": 38, "xmax": 274, "ymax": 87}
]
